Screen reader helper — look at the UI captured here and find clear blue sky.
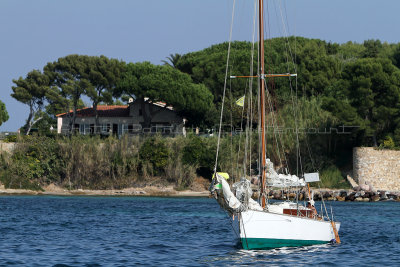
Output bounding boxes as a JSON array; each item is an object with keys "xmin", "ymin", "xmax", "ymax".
[{"xmin": 1, "ymin": 0, "xmax": 400, "ymax": 131}]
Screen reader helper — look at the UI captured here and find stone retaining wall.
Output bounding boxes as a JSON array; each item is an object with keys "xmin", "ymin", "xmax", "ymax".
[
  {"xmin": 0, "ymin": 142, "xmax": 15, "ymax": 153},
  {"xmin": 353, "ymin": 147, "xmax": 400, "ymax": 192}
]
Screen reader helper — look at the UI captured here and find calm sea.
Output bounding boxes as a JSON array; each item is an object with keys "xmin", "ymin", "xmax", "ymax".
[{"xmin": 0, "ymin": 196, "xmax": 399, "ymax": 266}]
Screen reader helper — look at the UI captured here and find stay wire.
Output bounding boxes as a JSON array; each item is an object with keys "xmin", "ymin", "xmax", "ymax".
[{"xmin": 214, "ymin": 0, "xmax": 236, "ymax": 174}]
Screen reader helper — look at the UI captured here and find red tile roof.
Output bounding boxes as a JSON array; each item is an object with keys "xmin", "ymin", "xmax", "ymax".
[{"xmin": 56, "ymin": 105, "xmax": 129, "ymax": 117}]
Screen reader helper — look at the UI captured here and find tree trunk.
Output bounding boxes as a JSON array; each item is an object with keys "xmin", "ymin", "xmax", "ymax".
[
  {"xmin": 93, "ymin": 102, "xmax": 99, "ymax": 134},
  {"xmin": 24, "ymin": 105, "xmax": 34, "ymax": 135}
]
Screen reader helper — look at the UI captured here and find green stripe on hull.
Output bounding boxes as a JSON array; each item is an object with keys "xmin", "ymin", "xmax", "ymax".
[{"xmin": 241, "ymin": 238, "xmax": 328, "ymax": 250}]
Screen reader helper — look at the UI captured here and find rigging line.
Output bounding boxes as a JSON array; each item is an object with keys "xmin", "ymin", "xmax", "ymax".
[
  {"xmin": 276, "ymin": 0, "xmax": 304, "ymax": 176},
  {"xmin": 278, "ymin": 0, "xmax": 297, "ymax": 73},
  {"xmin": 244, "ymin": 0, "xmax": 258, "ymax": 177},
  {"xmin": 229, "ymin": 69, "xmax": 235, "ymax": 181},
  {"xmin": 266, "ymin": 1, "xmax": 291, "ymax": 175},
  {"xmin": 240, "ymin": 214, "xmax": 250, "ymax": 249},
  {"xmin": 270, "ymin": 91, "xmax": 290, "ymax": 174},
  {"xmin": 302, "ymin": 99, "xmax": 317, "ymax": 172},
  {"xmin": 224, "ymin": 210, "xmax": 239, "ymax": 239},
  {"xmin": 295, "ymin": 75, "xmax": 304, "ymax": 176},
  {"xmin": 265, "ymin": 1, "xmax": 291, "ymax": 175},
  {"xmin": 318, "ymin": 183, "xmax": 331, "ymax": 222},
  {"xmin": 264, "ymin": 79, "xmax": 283, "ymax": 169},
  {"xmin": 214, "ymin": 0, "xmax": 236, "ymax": 173},
  {"xmin": 235, "ymin": 81, "xmax": 247, "ymax": 178}
]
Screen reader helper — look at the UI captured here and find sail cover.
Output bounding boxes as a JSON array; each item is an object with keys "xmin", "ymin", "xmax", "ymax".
[
  {"xmin": 212, "ymin": 173, "xmax": 263, "ymax": 213},
  {"xmin": 265, "ymin": 159, "xmax": 305, "ymax": 188}
]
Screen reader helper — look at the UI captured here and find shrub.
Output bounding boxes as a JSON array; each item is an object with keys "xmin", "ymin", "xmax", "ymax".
[
  {"xmin": 182, "ymin": 135, "xmax": 215, "ymax": 178},
  {"xmin": 382, "ymin": 135, "xmax": 395, "ymax": 149},
  {"xmin": 139, "ymin": 136, "xmax": 170, "ymax": 175},
  {"xmin": 318, "ymin": 165, "xmax": 351, "ymax": 189},
  {"xmin": 0, "ymin": 136, "xmax": 62, "ymax": 190}
]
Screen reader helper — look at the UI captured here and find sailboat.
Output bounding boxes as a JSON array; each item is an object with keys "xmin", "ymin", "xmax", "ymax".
[{"xmin": 209, "ymin": 0, "xmax": 341, "ymax": 250}]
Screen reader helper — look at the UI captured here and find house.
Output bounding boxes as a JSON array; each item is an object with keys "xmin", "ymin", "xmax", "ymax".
[{"xmin": 56, "ymin": 98, "xmax": 186, "ymax": 136}]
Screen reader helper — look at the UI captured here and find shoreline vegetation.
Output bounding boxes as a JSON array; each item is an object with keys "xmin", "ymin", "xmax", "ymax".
[
  {"xmin": 0, "ymin": 134, "xmax": 352, "ymax": 193},
  {"xmin": 1, "ymin": 135, "xmax": 398, "ymax": 201}
]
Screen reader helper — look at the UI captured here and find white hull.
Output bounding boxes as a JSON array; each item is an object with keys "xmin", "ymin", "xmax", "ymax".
[{"xmin": 237, "ymin": 210, "xmax": 340, "ymax": 249}]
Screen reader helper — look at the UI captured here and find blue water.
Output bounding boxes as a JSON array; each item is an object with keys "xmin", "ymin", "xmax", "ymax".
[{"xmin": 0, "ymin": 196, "xmax": 399, "ymax": 266}]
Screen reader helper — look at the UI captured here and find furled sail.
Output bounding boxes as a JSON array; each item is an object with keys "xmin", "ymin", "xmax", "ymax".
[
  {"xmin": 211, "ymin": 173, "xmax": 263, "ymax": 214},
  {"xmin": 265, "ymin": 159, "xmax": 305, "ymax": 188}
]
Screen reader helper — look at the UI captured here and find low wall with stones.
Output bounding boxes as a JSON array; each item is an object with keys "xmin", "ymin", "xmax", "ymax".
[
  {"xmin": 353, "ymin": 147, "xmax": 400, "ymax": 192},
  {"xmin": 0, "ymin": 142, "xmax": 15, "ymax": 153}
]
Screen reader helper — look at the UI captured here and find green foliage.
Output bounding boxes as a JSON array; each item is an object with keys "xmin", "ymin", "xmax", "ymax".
[
  {"xmin": 318, "ymin": 165, "xmax": 351, "ymax": 189},
  {"xmin": 381, "ymin": 135, "xmax": 395, "ymax": 149},
  {"xmin": 139, "ymin": 136, "xmax": 170, "ymax": 176},
  {"xmin": 11, "ymin": 70, "xmax": 50, "ymax": 135},
  {"xmin": 3, "ymin": 134, "xmax": 17, "ymax": 143},
  {"xmin": 161, "ymin": 53, "xmax": 182, "ymax": 68},
  {"xmin": 0, "ymin": 100, "xmax": 9, "ymax": 126},
  {"xmin": 44, "ymin": 55, "xmax": 126, "ymax": 133},
  {"xmin": 116, "ymin": 62, "xmax": 214, "ymax": 126},
  {"xmin": 182, "ymin": 135, "xmax": 216, "ymax": 177},
  {"xmin": 0, "ymin": 136, "xmax": 61, "ymax": 190}
]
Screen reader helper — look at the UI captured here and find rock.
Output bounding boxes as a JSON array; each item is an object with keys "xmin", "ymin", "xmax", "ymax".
[
  {"xmin": 360, "ymin": 184, "xmax": 370, "ymax": 191},
  {"xmin": 371, "ymin": 195, "xmax": 380, "ymax": 202},
  {"xmin": 364, "ymin": 191, "xmax": 373, "ymax": 199},
  {"xmin": 273, "ymin": 192, "xmax": 281, "ymax": 200},
  {"xmin": 355, "ymin": 197, "xmax": 364, "ymax": 202},
  {"xmin": 362, "ymin": 197, "xmax": 370, "ymax": 202},
  {"xmin": 346, "ymin": 192, "xmax": 356, "ymax": 201},
  {"xmin": 323, "ymin": 191, "xmax": 332, "ymax": 199},
  {"xmin": 353, "ymin": 186, "xmax": 361, "ymax": 191},
  {"xmin": 379, "ymin": 191, "xmax": 388, "ymax": 200},
  {"xmin": 340, "ymin": 190, "xmax": 348, "ymax": 197},
  {"xmin": 360, "ymin": 190, "xmax": 365, "ymax": 197},
  {"xmin": 336, "ymin": 196, "xmax": 345, "ymax": 201}
]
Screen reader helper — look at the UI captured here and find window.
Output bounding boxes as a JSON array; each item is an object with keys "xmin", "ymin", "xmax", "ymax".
[
  {"xmin": 79, "ymin": 124, "xmax": 90, "ymax": 135},
  {"xmin": 122, "ymin": 124, "xmax": 129, "ymax": 135},
  {"xmin": 101, "ymin": 123, "xmax": 110, "ymax": 133}
]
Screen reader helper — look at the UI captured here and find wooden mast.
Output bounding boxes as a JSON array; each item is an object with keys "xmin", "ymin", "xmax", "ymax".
[{"xmin": 259, "ymin": 0, "xmax": 267, "ymax": 209}]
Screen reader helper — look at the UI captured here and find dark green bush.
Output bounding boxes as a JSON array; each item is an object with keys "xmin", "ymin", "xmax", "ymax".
[{"xmin": 139, "ymin": 136, "xmax": 170, "ymax": 176}]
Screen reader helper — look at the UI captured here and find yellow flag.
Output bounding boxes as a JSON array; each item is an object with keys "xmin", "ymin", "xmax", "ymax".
[{"xmin": 235, "ymin": 95, "xmax": 245, "ymax": 107}]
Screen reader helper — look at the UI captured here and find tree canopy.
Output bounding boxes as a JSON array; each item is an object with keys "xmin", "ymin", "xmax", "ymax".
[
  {"xmin": 116, "ymin": 62, "xmax": 214, "ymax": 126},
  {"xmin": 44, "ymin": 55, "xmax": 125, "ymax": 133},
  {"xmin": 0, "ymin": 100, "xmax": 9, "ymax": 127},
  {"xmin": 11, "ymin": 70, "xmax": 50, "ymax": 135}
]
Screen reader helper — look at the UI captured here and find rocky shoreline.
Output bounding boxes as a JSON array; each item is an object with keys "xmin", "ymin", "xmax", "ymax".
[
  {"xmin": 1, "ymin": 183, "xmax": 399, "ymax": 201},
  {"xmin": 262, "ymin": 188, "xmax": 400, "ymax": 202}
]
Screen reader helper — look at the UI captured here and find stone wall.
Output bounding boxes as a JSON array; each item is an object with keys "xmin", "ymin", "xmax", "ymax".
[
  {"xmin": 0, "ymin": 142, "xmax": 15, "ymax": 154},
  {"xmin": 353, "ymin": 147, "xmax": 400, "ymax": 192}
]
